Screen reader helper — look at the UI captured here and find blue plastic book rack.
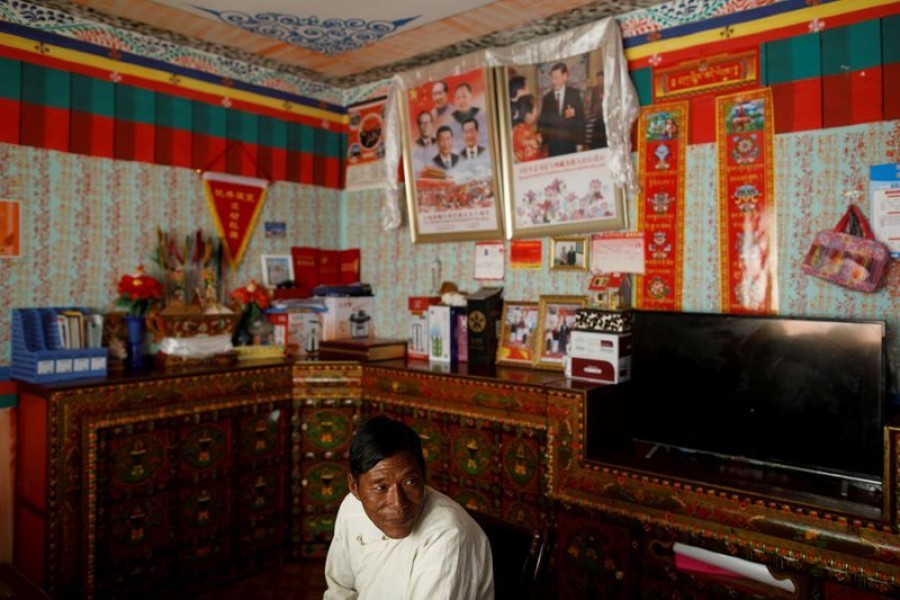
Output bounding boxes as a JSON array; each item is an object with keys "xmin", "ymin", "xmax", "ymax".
[{"xmin": 11, "ymin": 307, "xmax": 108, "ymax": 383}]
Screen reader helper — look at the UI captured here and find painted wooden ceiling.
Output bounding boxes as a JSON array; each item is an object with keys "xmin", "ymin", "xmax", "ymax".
[{"xmin": 65, "ymin": 0, "xmax": 663, "ymax": 87}]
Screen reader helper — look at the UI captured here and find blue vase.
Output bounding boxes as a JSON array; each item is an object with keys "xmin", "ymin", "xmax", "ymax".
[{"xmin": 125, "ymin": 315, "xmax": 146, "ymax": 370}]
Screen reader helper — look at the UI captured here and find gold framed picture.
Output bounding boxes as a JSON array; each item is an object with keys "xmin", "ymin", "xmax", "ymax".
[
  {"xmin": 495, "ymin": 301, "xmax": 539, "ymax": 367},
  {"xmin": 550, "ymin": 236, "xmax": 589, "ymax": 271},
  {"xmin": 534, "ymin": 295, "xmax": 586, "ymax": 370},
  {"xmin": 398, "ymin": 66, "xmax": 505, "ymax": 243},
  {"xmin": 494, "ymin": 55, "xmax": 626, "ymax": 239}
]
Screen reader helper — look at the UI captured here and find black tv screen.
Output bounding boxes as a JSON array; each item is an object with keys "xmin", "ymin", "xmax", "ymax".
[{"xmin": 616, "ymin": 311, "xmax": 887, "ymax": 481}]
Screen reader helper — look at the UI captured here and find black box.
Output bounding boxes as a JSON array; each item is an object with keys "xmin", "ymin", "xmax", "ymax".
[{"xmin": 466, "ymin": 287, "xmax": 503, "ymax": 365}]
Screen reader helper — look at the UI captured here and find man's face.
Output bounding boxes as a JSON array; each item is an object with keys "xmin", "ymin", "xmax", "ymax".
[
  {"xmin": 551, "ymin": 68, "xmax": 567, "ymax": 91},
  {"xmin": 349, "ymin": 451, "xmax": 426, "ymax": 539},
  {"xmin": 432, "ymin": 83, "xmax": 448, "ymax": 108},
  {"xmin": 463, "ymin": 122, "xmax": 478, "ymax": 148},
  {"xmin": 417, "ymin": 113, "xmax": 433, "ymax": 137},
  {"xmin": 437, "ymin": 130, "xmax": 454, "ymax": 155},
  {"xmin": 454, "ymin": 86, "xmax": 471, "ymax": 110}
]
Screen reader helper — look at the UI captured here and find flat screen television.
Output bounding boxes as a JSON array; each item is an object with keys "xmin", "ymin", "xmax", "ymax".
[{"xmin": 586, "ymin": 311, "xmax": 888, "ymax": 515}]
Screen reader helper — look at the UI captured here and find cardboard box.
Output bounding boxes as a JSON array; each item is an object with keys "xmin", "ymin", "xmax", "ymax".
[
  {"xmin": 408, "ymin": 312, "xmax": 430, "ymax": 360},
  {"xmin": 428, "ymin": 305, "xmax": 465, "ymax": 364},
  {"xmin": 568, "ymin": 355, "xmax": 631, "ymax": 383},
  {"xmin": 267, "ymin": 310, "xmax": 323, "ymax": 357},
  {"xmin": 567, "ymin": 330, "xmax": 632, "ymax": 383},
  {"xmin": 407, "ymin": 296, "xmax": 441, "ymax": 360},
  {"xmin": 319, "ymin": 296, "xmax": 375, "ymax": 341}
]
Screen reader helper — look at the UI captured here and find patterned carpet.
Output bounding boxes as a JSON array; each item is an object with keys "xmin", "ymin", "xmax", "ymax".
[{"xmin": 192, "ymin": 559, "xmax": 327, "ymax": 600}]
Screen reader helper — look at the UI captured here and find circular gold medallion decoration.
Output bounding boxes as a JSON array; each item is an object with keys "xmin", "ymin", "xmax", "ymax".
[{"xmin": 468, "ymin": 310, "xmax": 486, "ymax": 333}]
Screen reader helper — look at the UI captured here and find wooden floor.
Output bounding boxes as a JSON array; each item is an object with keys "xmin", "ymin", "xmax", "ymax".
[{"xmin": 192, "ymin": 559, "xmax": 327, "ymax": 600}]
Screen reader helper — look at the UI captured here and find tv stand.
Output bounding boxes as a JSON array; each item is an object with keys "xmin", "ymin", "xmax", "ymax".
[{"xmin": 591, "ymin": 436, "xmax": 885, "ymax": 521}]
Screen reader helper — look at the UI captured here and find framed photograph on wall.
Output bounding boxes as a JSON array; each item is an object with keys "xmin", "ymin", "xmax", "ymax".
[
  {"xmin": 398, "ymin": 66, "xmax": 505, "ymax": 243},
  {"xmin": 493, "ymin": 53, "xmax": 627, "ymax": 239},
  {"xmin": 550, "ymin": 236, "xmax": 589, "ymax": 271},
  {"xmin": 496, "ymin": 301, "xmax": 539, "ymax": 367},
  {"xmin": 534, "ymin": 295, "xmax": 586, "ymax": 370},
  {"xmin": 260, "ymin": 254, "xmax": 294, "ymax": 288}
]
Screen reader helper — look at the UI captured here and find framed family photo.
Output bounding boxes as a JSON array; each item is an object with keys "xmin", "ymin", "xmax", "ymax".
[
  {"xmin": 494, "ymin": 52, "xmax": 626, "ymax": 239},
  {"xmin": 550, "ymin": 236, "xmax": 589, "ymax": 271},
  {"xmin": 260, "ymin": 254, "xmax": 293, "ymax": 288},
  {"xmin": 534, "ymin": 295, "xmax": 586, "ymax": 370},
  {"xmin": 398, "ymin": 66, "xmax": 505, "ymax": 243},
  {"xmin": 496, "ymin": 301, "xmax": 539, "ymax": 367}
]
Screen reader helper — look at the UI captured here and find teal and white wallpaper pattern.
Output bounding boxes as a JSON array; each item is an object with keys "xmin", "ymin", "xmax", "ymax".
[{"xmin": 0, "ymin": 120, "xmax": 898, "ymax": 394}]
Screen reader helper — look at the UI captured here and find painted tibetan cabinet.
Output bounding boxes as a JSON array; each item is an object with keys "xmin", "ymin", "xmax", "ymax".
[{"xmin": 15, "ymin": 362, "xmax": 296, "ymax": 599}]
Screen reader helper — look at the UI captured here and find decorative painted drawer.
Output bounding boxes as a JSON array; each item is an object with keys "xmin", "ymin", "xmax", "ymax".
[
  {"xmin": 362, "ymin": 367, "xmax": 438, "ymax": 403},
  {"xmin": 441, "ymin": 377, "xmax": 547, "ymax": 416}
]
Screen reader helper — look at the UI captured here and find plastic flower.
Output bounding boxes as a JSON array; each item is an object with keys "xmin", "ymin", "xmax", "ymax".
[
  {"xmin": 115, "ymin": 265, "xmax": 163, "ymax": 316},
  {"xmin": 229, "ymin": 279, "xmax": 270, "ymax": 311}
]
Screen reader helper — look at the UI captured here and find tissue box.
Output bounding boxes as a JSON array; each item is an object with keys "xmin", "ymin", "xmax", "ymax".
[{"xmin": 566, "ymin": 330, "xmax": 632, "ymax": 383}]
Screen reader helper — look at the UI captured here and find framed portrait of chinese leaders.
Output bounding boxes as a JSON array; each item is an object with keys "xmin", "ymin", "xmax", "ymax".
[
  {"xmin": 396, "ymin": 58, "xmax": 505, "ymax": 243},
  {"xmin": 486, "ymin": 18, "xmax": 639, "ymax": 239}
]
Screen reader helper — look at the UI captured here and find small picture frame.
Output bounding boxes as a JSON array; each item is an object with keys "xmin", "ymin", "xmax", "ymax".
[
  {"xmin": 260, "ymin": 254, "xmax": 294, "ymax": 288},
  {"xmin": 534, "ymin": 295, "xmax": 587, "ymax": 370},
  {"xmin": 496, "ymin": 301, "xmax": 539, "ymax": 367},
  {"xmin": 550, "ymin": 236, "xmax": 589, "ymax": 271}
]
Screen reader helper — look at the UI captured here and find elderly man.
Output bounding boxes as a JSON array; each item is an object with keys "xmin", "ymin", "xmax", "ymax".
[{"xmin": 324, "ymin": 415, "xmax": 494, "ymax": 600}]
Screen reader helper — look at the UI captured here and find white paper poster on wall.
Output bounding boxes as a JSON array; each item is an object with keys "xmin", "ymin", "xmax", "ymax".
[
  {"xmin": 870, "ymin": 163, "xmax": 900, "ymax": 257},
  {"xmin": 345, "ymin": 98, "xmax": 389, "ymax": 191}
]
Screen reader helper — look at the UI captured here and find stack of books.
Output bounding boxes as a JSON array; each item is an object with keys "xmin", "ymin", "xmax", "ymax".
[{"xmin": 317, "ymin": 337, "xmax": 406, "ymax": 362}]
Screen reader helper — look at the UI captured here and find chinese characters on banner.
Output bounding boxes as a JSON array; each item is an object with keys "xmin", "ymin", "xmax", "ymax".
[
  {"xmin": 635, "ymin": 102, "xmax": 688, "ymax": 310},
  {"xmin": 716, "ymin": 88, "xmax": 776, "ymax": 314},
  {"xmin": 202, "ymin": 172, "xmax": 269, "ymax": 269}
]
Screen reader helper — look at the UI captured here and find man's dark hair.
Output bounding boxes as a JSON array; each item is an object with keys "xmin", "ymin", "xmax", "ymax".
[
  {"xmin": 463, "ymin": 117, "xmax": 479, "ymax": 131},
  {"xmin": 436, "ymin": 125, "xmax": 454, "ymax": 138},
  {"xmin": 550, "ymin": 62, "xmax": 568, "ymax": 75},
  {"xmin": 417, "ymin": 110, "xmax": 432, "ymax": 127},
  {"xmin": 454, "ymin": 82, "xmax": 472, "ymax": 94},
  {"xmin": 518, "ymin": 94, "xmax": 536, "ymax": 116},
  {"xmin": 350, "ymin": 415, "xmax": 426, "ymax": 479},
  {"xmin": 434, "ymin": 80, "xmax": 449, "ymax": 94}
]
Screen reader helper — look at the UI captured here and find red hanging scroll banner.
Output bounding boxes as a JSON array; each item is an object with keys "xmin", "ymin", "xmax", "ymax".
[
  {"xmin": 203, "ymin": 172, "xmax": 269, "ymax": 270},
  {"xmin": 715, "ymin": 87, "xmax": 777, "ymax": 314},
  {"xmin": 635, "ymin": 101, "xmax": 688, "ymax": 310}
]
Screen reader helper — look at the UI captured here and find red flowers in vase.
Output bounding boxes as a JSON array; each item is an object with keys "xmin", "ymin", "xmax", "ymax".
[{"xmin": 116, "ymin": 265, "xmax": 164, "ymax": 317}]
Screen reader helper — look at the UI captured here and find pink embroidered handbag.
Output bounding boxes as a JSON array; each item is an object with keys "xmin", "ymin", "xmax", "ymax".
[{"xmin": 801, "ymin": 204, "xmax": 890, "ymax": 292}]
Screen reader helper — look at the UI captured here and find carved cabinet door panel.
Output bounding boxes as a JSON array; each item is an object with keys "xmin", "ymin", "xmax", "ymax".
[{"xmin": 556, "ymin": 512, "xmax": 630, "ymax": 600}]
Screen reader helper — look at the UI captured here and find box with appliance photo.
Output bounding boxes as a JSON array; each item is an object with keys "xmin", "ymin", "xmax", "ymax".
[
  {"xmin": 318, "ymin": 296, "xmax": 375, "ymax": 341},
  {"xmin": 566, "ymin": 330, "xmax": 632, "ymax": 383},
  {"xmin": 407, "ymin": 296, "xmax": 441, "ymax": 360},
  {"xmin": 267, "ymin": 308, "xmax": 323, "ymax": 357}
]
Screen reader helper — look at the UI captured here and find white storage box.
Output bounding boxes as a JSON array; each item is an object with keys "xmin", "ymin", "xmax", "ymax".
[{"xmin": 566, "ymin": 330, "xmax": 632, "ymax": 383}]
